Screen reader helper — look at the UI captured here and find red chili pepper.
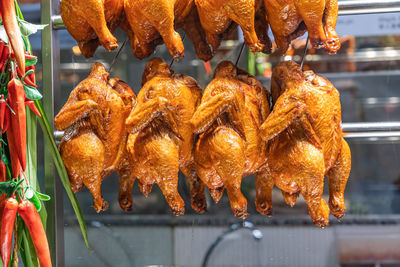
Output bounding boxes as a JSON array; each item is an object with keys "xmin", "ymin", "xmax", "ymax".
[
  {"xmin": 0, "ymin": 95, "xmax": 5, "ymax": 132},
  {"xmin": 28, "ymin": 65, "xmax": 35, "ymax": 84},
  {"xmin": 0, "ymin": 42, "xmax": 4, "ymax": 62},
  {"xmin": 0, "ymin": 46, "xmax": 9, "ymax": 73},
  {"xmin": 0, "ymin": 198, "xmax": 18, "ymax": 267},
  {"xmin": 3, "ymin": 107, "xmax": 9, "ymax": 134},
  {"xmin": 16, "ymin": 65, "xmax": 37, "ymax": 88},
  {"xmin": 7, "ymin": 78, "xmax": 26, "ymax": 173},
  {"xmin": 18, "ymin": 200, "xmax": 52, "ymax": 267},
  {"xmin": 24, "ymin": 53, "xmax": 37, "ymax": 60},
  {"xmin": 0, "ymin": 0, "xmax": 25, "ymax": 75},
  {"xmin": 6, "ymin": 122, "xmax": 20, "ymax": 178}
]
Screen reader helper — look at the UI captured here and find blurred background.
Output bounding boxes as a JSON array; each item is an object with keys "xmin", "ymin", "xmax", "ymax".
[{"xmin": 21, "ymin": 1, "xmax": 400, "ymax": 266}]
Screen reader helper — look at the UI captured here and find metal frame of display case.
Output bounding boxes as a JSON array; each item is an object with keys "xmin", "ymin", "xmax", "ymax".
[{"xmin": 39, "ymin": 0, "xmax": 400, "ymax": 266}]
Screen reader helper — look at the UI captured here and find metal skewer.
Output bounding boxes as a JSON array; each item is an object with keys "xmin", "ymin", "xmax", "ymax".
[
  {"xmin": 235, "ymin": 43, "xmax": 246, "ymax": 67},
  {"xmin": 108, "ymin": 38, "xmax": 128, "ymax": 74},
  {"xmin": 299, "ymin": 36, "xmax": 310, "ymax": 70}
]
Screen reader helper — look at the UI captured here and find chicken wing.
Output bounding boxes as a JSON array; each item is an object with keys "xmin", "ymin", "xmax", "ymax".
[{"xmin": 258, "ymin": 61, "xmax": 351, "ymax": 227}]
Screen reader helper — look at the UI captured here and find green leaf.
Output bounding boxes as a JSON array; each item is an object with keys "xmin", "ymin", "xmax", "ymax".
[
  {"xmin": 24, "ymin": 84, "xmax": 42, "ymax": 100},
  {"xmin": 25, "ymin": 57, "xmax": 38, "ymax": 67},
  {"xmin": 28, "ymin": 192, "xmax": 42, "ymax": 212},
  {"xmin": 17, "ymin": 18, "xmax": 47, "ymax": 37},
  {"xmin": 35, "ymin": 100, "xmax": 90, "ymax": 249},
  {"xmin": 35, "ymin": 191, "xmax": 51, "ymax": 201}
]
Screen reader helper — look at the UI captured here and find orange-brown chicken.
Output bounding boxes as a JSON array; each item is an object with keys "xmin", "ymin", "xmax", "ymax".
[
  {"xmin": 263, "ymin": 0, "xmax": 340, "ymax": 54},
  {"xmin": 60, "ymin": 0, "xmax": 124, "ymax": 58},
  {"xmin": 123, "ymin": 0, "xmax": 195, "ymax": 60},
  {"xmin": 190, "ymin": 61, "xmax": 270, "ymax": 218},
  {"xmin": 55, "ymin": 63, "xmax": 136, "ymax": 212},
  {"xmin": 258, "ymin": 61, "xmax": 351, "ymax": 227},
  {"xmin": 124, "ymin": 58, "xmax": 207, "ymax": 215},
  {"xmin": 195, "ymin": 0, "xmax": 269, "ymax": 54}
]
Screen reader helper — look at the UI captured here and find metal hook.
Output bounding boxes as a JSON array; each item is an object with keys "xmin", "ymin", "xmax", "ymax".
[
  {"xmin": 235, "ymin": 43, "xmax": 246, "ymax": 67},
  {"xmin": 300, "ymin": 35, "xmax": 310, "ymax": 70},
  {"xmin": 108, "ymin": 38, "xmax": 128, "ymax": 74}
]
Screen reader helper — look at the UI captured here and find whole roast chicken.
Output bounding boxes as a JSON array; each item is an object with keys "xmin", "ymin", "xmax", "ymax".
[
  {"xmin": 195, "ymin": 0, "xmax": 271, "ymax": 54},
  {"xmin": 263, "ymin": 0, "xmax": 340, "ymax": 54},
  {"xmin": 55, "ymin": 63, "xmax": 136, "ymax": 212},
  {"xmin": 258, "ymin": 61, "xmax": 351, "ymax": 227},
  {"xmin": 190, "ymin": 61, "xmax": 270, "ymax": 218},
  {"xmin": 60, "ymin": 0, "xmax": 124, "ymax": 58},
  {"xmin": 123, "ymin": 0, "xmax": 197, "ymax": 60},
  {"xmin": 124, "ymin": 58, "xmax": 207, "ymax": 215}
]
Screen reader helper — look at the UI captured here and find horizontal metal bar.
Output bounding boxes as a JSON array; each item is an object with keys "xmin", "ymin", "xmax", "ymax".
[
  {"xmin": 339, "ymin": 0, "xmax": 400, "ymax": 15},
  {"xmin": 342, "ymin": 122, "xmax": 400, "ymax": 132},
  {"xmin": 51, "ymin": 1, "xmax": 400, "ymax": 30},
  {"xmin": 53, "ymin": 122, "xmax": 400, "ymax": 142},
  {"xmin": 51, "ymin": 15, "xmax": 64, "ymax": 30}
]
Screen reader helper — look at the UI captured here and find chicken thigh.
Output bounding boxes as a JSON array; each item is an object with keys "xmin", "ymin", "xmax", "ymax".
[
  {"xmin": 123, "ymin": 0, "xmax": 194, "ymax": 60},
  {"xmin": 55, "ymin": 63, "xmax": 136, "ymax": 212},
  {"xmin": 195, "ymin": 0, "xmax": 266, "ymax": 54},
  {"xmin": 125, "ymin": 58, "xmax": 207, "ymax": 215},
  {"xmin": 60, "ymin": 0, "xmax": 124, "ymax": 58},
  {"xmin": 258, "ymin": 61, "xmax": 351, "ymax": 227},
  {"xmin": 191, "ymin": 61, "xmax": 270, "ymax": 218},
  {"xmin": 263, "ymin": 0, "xmax": 340, "ymax": 53}
]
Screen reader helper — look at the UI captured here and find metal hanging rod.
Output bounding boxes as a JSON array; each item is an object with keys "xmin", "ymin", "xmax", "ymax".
[{"xmin": 50, "ymin": 0, "xmax": 400, "ymax": 30}]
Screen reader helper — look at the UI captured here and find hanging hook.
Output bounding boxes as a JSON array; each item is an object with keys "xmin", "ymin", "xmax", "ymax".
[
  {"xmin": 108, "ymin": 38, "xmax": 128, "ymax": 74},
  {"xmin": 299, "ymin": 35, "xmax": 309, "ymax": 70},
  {"xmin": 235, "ymin": 42, "xmax": 246, "ymax": 67}
]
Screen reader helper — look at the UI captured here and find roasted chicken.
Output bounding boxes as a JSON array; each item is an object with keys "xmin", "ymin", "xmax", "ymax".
[
  {"xmin": 263, "ymin": 0, "xmax": 340, "ymax": 54},
  {"xmin": 195, "ymin": 0, "xmax": 270, "ymax": 54},
  {"xmin": 55, "ymin": 63, "xmax": 136, "ymax": 212},
  {"xmin": 123, "ymin": 0, "xmax": 195, "ymax": 60},
  {"xmin": 125, "ymin": 58, "xmax": 207, "ymax": 215},
  {"xmin": 258, "ymin": 61, "xmax": 351, "ymax": 227},
  {"xmin": 60, "ymin": 0, "xmax": 124, "ymax": 58},
  {"xmin": 190, "ymin": 61, "xmax": 270, "ymax": 218}
]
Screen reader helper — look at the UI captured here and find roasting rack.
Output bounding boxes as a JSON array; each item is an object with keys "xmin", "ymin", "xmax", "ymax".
[{"xmin": 40, "ymin": 0, "xmax": 400, "ymax": 265}]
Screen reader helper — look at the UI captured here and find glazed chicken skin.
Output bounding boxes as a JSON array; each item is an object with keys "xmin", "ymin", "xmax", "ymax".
[
  {"xmin": 60, "ymin": 0, "xmax": 124, "ymax": 58},
  {"xmin": 258, "ymin": 61, "xmax": 351, "ymax": 227},
  {"xmin": 55, "ymin": 63, "xmax": 136, "ymax": 212},
  {"xmin": 195, "ymin": 0, "xmax": 269, "ymax": 54},
  {"xmin": 123, "ymin": 0, "xmax": 195, "ymax": 60},
  {"xmin": 124, "ymin": 58, "xmax": 207, "ymax": 215},
  {"xmin": 190, "ymin": 61, "xmax": 270, "ymax": 218},
  {"xmin": 263, "ymin": 0, "xmax": 340, "ymax": 54}
]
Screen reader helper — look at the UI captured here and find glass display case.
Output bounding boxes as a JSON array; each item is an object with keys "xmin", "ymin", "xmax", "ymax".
[{"xmin": 20, "ymin": 0, "xmax": 400, "ymax": 266}]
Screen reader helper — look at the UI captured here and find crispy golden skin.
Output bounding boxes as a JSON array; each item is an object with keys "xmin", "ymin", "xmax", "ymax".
[
  {"xmin": 264, "ymin": 0, "xmax": 340, "ymax": 54},
  {"xmin": 258, "ymin": 61, "xmax": 351, "ymax": 227},
  {"xmin": 195, "ymin": 0, "xmax": 267, "ymax": 54},
  {"xmin": 123, "ymin": 0, "xmax": 194, "ymax": 60},
  {"xmin": 55, "ymin": 63, "xmax": 136, "ymax": 213},
  {"xmin": 60, "ymin": 0, "xmax": 124, "ymax": 58},
  {"xmin": 191, "ymin": 61, "xmax": 270, "ymax": 218},
  {"xmin": 125, "ymin": 58, "xmax": 207, "ymax": 215}
]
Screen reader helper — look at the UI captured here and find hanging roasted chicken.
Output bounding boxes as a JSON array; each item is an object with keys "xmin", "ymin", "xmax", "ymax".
[
  {"xmin": 124, "ymin": 58, "xmax": 207, "ymax": 215},
  {"xmin": 263, "ymin": 0, "xmax": 340, "ymax": 54},
  {"xmin": 258, "ymin": 61, "xmax": 351, "ymax": 227},
  {"xmin": 60, "ymin": 0, "xmax": 124, "ymax": 58},
  {"xmin": 190, "ymin": 61, "xmax": 270, "ymax": 218},
  {"xmin": 55, "ymin": 63, "xmax": 136, "ymax": 212},
  {"xmin": 195, "ymin": 0, "xmax": 271, "ymax": 54}
]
